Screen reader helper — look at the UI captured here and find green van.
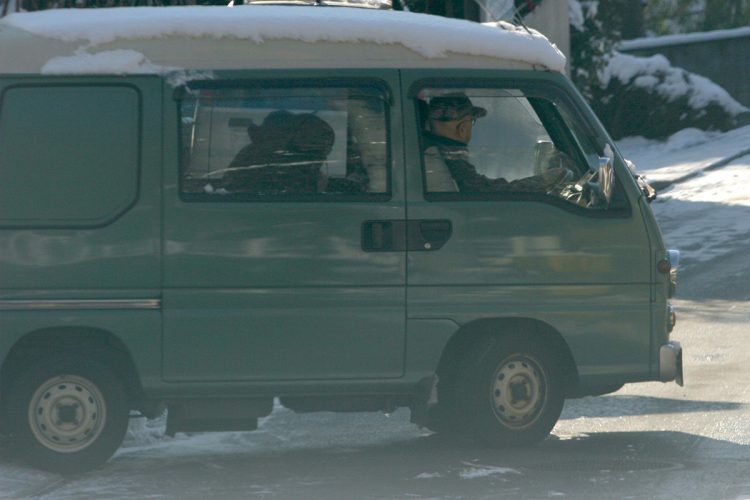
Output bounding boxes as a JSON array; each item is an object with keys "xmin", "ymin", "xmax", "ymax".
[{"xmin": 0, "ymin": 5, "xmax": 682, "ymax": 473}]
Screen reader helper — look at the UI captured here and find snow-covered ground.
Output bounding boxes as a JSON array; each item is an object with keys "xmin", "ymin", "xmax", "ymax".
[
  {"xmin": 619, "ymin": 124, "xmax": 750, "ymax": 268},
  {"xmin": 619, "ymin": 125, "xmax": 750, "ymax": 186}
]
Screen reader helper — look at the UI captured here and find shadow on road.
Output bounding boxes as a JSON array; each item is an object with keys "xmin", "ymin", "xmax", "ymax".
[
  {"xmin": 652, "ymin": 195, "xmax": 750, "ymax": 302},
  {"xmin": 561, "ymin": 394, "xmax": 742, "ymax": 419}
]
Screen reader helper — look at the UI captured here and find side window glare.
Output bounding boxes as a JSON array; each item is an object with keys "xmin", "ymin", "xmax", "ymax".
[{"xmin": 179, "ymin": 83, "xmax": 390, "ymax": 201}]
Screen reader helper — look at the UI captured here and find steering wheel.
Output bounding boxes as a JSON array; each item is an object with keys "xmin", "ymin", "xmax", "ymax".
[{"xmin": 545, "ymin": 167, "xmax": 576, "ymax": 196}]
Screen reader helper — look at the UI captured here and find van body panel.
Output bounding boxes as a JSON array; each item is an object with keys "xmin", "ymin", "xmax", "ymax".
[
  {"xmin": 0, "ymin": 76, "xmax": 161, "ymax": 291},
  {"xmin": 107, "ymin": 39, "xmax": 540, "ymax": 72},
  {"xmin": 0, "ymin": 308, "xmax": 163, "ymax": 390},
  {"xmin": 141, "ymin": 377, "xmax": 426, "ymax": 400},
  {"xmin": 406, "ymin": 284, "xmax": 652, "ymax": 380},
  {"xmin": 0, "ymin": 34, "xmax": 538, "ymax": 74},
  {"xmin": 0, "ymin": 75, "xmax": 164, "ymax": 403},
  {"xmin": 0, "ymin": 84, "xmax": 139, "ymax": 226},
  {"xmin": 160, "ymin": 71, "xmax": 409, "ymax": 382},
  {"xmin": 404, "ymin": 318, "xmax": 458, "ymax": 375},
  {"xmin": 161, "ymin": 288, "xmax": 406, "ymax": 381}
]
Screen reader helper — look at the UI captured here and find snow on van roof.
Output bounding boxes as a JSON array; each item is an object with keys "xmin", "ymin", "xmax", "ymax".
[{"xmin": 0, "ymin": 6, "xmax": 566, "ymax": 75}]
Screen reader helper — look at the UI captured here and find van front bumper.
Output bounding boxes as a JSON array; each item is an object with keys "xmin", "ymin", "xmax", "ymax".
[{"xmin": 660, "ymin": 341, "xmax": 684, "ymax": 386}]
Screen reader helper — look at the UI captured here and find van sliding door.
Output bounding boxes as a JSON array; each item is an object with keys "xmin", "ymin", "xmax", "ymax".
[{"xmin": 161, "ymin": 72, "xmax": 406, "ymax": 382}]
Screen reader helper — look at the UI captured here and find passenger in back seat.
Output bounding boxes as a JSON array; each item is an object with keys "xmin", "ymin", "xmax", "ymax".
[{"xmin": 224, "ymin": 110, "xmax": 335, "ymax": 195}]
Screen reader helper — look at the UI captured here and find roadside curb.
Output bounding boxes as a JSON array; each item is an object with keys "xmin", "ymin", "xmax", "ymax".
[{"xmin": 651, "ymin": 147, "xmax": 750, "ymax": 191}]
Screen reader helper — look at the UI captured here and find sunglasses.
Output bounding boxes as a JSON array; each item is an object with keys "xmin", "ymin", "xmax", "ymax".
[{"xmin": 457, "ymin": 116, "xmax": 477, "ymax": 125}]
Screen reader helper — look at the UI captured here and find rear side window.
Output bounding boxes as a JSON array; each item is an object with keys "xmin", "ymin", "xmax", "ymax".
[
  {"xmin": 179, "ymin": 81, "xmax": 390, "ymax": 201},
  {"xmin": 0, "ymin": 85, "xmax": 140, "ymax": 227}
]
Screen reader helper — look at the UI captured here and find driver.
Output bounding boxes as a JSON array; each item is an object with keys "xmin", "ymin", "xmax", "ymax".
[{"xmin": 422, "ymin": 93, "xmax": 568, "ymax": 193}]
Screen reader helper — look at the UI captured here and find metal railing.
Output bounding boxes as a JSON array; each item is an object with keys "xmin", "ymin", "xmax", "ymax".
[{"xmin": 1, "ymin": 0, "xmax": 210, "ymax": 17}]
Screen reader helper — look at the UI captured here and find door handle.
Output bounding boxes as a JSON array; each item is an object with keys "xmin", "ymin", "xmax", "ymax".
[
  {"xmin": 408, "ymin": 219, "xmax": 452, "ymax": 251},
  {"xmin": 362, "ymin": 220, "xmax": 406, "ymax": 252}
]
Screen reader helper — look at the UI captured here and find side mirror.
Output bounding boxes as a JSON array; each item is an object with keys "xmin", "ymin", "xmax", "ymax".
[
  {"xmin": 635, "ymin": 174, "xmax": 657, "ymax": 203},
  {"xmin": 624, "ymin": 158, "xmax": 657, "ymax": 203}
]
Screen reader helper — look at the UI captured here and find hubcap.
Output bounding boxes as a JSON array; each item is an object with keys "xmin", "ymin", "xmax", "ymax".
[
  {"xmin": 28, "ymin": 375, "xmax": 106, "ymax": 453},
  {"xmin": 490, "ymin": 355, "xmax": 546, "ymax": 429}
]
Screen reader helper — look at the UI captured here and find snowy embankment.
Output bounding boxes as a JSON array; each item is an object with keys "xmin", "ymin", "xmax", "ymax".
[
  {"xmin": 620, "ymin": 125, "xmax": 750, "ymax": 267},
  {"xmin": 619, "ymin": 125, "xmax": 750, "ymax": 185},
  {"xmin": 600, "ymin": 52, "xmax": 748, "ymax": 119}
]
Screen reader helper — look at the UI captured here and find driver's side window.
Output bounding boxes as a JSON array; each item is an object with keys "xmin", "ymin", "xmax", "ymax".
[{"xmin": 418, "ymin": 87, "xmax": 604, "ymax": 208}]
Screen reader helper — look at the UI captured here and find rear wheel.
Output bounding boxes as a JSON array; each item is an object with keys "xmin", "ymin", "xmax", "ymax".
[{"xmin": 6, "ymin": 356, "xmax": 129, "ymax": 474}]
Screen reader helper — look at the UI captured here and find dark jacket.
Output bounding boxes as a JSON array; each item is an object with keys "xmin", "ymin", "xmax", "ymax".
[{"xmin": 421, "ymin": 132, "xmax": 567, "ymax": 193}]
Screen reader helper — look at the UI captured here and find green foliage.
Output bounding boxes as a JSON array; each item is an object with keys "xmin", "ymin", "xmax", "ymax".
[
  {"xmin": 644, "ymin": 0, "xmax": 704, "ymax": 35},
  {"xmin": 570, "ymin": 0, "xmax": 747, "ymax": 139},
  {"xmin": 401, "ymin": 0, "xmax": 477, "ymax": 20},
  {"xmin": 569, "ymin": 1, "xmax": 621, "ymax": 102},
  {"xmin": 704, "ymin": 0, "xmax": 750, "ymax": 30},
  {"xmin": 3, "ymin": 0, "xmax": 227, "ymax": 13},
  {"xmin": 645, "ymin": 0, "xmax": 750, "ymax": 35},
  {"xmin": 592, "ymin": 66, "xmax": 743, "ymax": 139}
]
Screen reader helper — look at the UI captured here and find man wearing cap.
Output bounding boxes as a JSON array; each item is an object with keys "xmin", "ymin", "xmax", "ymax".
[{"xmin": 422, "ymin": 93, "xmax": 567, "ymax": 193}]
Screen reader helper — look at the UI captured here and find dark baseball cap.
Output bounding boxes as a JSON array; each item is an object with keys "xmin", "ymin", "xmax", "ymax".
[{"xmin": 428, "ymin": 94, "xmax": 487, "ymax": 122}]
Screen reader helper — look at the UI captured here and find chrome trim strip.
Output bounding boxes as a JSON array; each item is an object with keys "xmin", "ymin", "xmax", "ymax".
[{"xmin": 0, "ymin": 299, "xmax": 161, "ymax": 311}]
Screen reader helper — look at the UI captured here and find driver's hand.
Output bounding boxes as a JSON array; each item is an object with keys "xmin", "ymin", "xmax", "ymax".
[{"xmin": 542, "ymin": 167, "xmax": 573, "ymax": 188}]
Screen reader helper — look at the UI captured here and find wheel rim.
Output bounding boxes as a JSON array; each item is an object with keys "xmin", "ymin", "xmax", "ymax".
[
  {"xmin": 28, "ymin": 375, "xmax": 107, "ymax": 453},
  {"xmin": 490, "ymin": 354, "xmax": 547, "ymax": 429}
]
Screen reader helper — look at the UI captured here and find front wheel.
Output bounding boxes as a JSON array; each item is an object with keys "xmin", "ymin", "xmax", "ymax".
[
  {"xmin": 461, "ymin": 336, "xmax": 564, "ymax": 446},
  {"xmin": 6, "ymin": 356, "xmax": 129, "ymax": 474}
]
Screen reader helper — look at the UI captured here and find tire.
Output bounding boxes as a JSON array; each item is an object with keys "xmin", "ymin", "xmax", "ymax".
[
  {"xmin": 459, "ymin": 335, "xmax": 564, "ymax": 446},
  {"xmin": 424, "ymin": 335, "xmax": 496, "ymax": 435},
  {"xmin": 6, "ymin": 355, "xmax": 129, "ymax": 474}
]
